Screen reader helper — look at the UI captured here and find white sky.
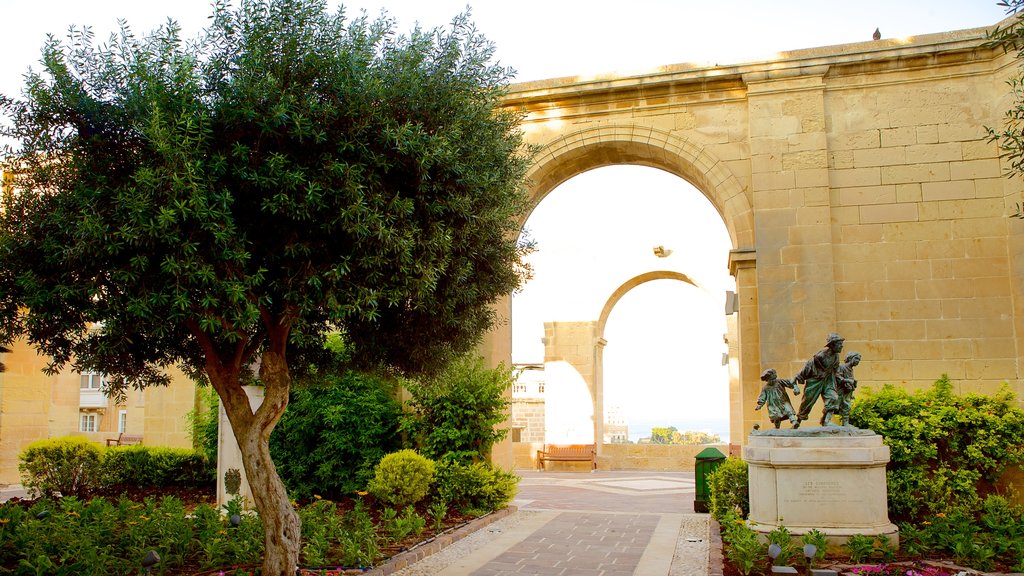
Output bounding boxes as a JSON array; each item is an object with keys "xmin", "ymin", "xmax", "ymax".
[{"xmin": 1, "ymin": 1, "xmax": 1011, "ymax": 438}]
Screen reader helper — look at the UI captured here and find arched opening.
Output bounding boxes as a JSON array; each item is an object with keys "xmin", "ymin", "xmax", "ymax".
[
  {"xmin": 511, "ymin": 164, "xmax": 733, "ymax": 467},
  {"xmin": 603, "ymin": 279, "xmax": 729, "ymax": 444}
]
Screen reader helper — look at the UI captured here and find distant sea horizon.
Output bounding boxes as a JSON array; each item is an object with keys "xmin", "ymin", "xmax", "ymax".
[{"xmin": 625, "ymin": 417, "xmax": 730, "ymax": 444}]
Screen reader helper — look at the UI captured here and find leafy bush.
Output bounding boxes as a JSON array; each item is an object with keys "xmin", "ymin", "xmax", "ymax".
[
  {"xmin": 18, "ymin": 436, "xmax": 104, "ymax": 498},
  {"xmin": 720, "ymin": 511, "xmax": 762, "ymax": 576},
  {"xmin": 845, "ymin": 534, "xmax": 876, "ymax": 563},
  {"xmin": 382, "ymin": 506, "xmax": 426, "ymax": 543},
  {"xmin": 850, "ymin": 376, "xmax": 1024, "ymax": 523},
  {"xmin": 367, "ymin": 450, "xmax": 435, "ymax": 507},
  {"xmin": 767, "ymin": 524, "xmax": 799, "ymax": 566},
  {"xmin": 801, "ymin": 529, "xmax": 828, "ymax": 563},
  {"xmin": 707, "ymin": 457, "xmax": 749, "ymax": 521},
  {"xmin": 186, "ymin": 386, "xmax": 220, "ymax": 463},
  {"xmin": 103, "ymin": 446, "xmax": 214, "ymax": 488},
  {"xmin": 432, "ymin": 460, "xmax": 519, "ymax": 513},
  {"xmin": 271, "ymin": 370, "xmax": 402, "ymax": 499},
  {"xmin": 401, "ymin": 355, "xmax": 511, "ymax": 463}
]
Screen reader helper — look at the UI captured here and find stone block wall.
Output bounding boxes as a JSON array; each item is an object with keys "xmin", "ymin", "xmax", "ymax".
[{"xmin": 497, "ymin": 20, "xmax": 1024, "ymax": 444}]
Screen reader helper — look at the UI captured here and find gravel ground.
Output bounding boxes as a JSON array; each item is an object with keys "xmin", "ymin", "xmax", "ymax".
[{"xmin": 669, "ymin": 514, "xmax": 712, "ymax": 576}]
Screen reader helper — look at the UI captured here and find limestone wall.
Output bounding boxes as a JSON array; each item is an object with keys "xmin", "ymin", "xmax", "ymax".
[
  {"xmin": 0, "ymin": 340, "xmax": 52, "ymax": 484},
  {"xmin": 513, "ymin": 441, "xmax": 729, "ymax": 471},
  {"xmin": 496, "ymin": 19, "xmax": 1024, "ymax": 444}
]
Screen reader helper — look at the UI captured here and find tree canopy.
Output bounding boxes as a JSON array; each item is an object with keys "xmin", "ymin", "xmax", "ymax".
[{"xmin": 0, "ymin": 0, "xmax": 532, "ymax": 572}]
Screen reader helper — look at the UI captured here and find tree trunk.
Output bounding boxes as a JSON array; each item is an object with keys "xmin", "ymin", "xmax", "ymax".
[
  {"xmin": 213, "ymin": 343, "xmax": 301, "ymax": 576},
  {"xmin": 235, "ymin": 415, "xmax": 301, "ymax": 575}
]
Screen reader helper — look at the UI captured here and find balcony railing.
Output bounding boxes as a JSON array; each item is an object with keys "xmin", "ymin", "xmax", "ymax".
[{"xmin": 80, "ymin": 390, "xmax": 107, "ymax": 408}]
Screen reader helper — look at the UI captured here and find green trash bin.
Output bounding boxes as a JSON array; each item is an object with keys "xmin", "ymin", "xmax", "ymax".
[{"xmin": 693, "ymin": 446, "xmax": 726, "ymax": 513}]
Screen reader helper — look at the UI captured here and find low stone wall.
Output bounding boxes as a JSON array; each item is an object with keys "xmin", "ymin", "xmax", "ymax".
[{"xmin": 512, "ymin": 441, "xmax": 730, "ymax": 471}]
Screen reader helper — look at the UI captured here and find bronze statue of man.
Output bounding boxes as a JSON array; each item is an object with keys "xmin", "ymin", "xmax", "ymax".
[{"xmin": 793, "ymin": 333, "xmax": 844, "ymax": 426}]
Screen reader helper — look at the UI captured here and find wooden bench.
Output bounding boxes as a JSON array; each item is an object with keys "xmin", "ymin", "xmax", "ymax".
[
  {"xmin": 105, "ymin": 433, "xmax": 143, "ymax": 446},
  {"xmin": 536, "ymin": 444, "xmax": 597, "ymax": 471}
]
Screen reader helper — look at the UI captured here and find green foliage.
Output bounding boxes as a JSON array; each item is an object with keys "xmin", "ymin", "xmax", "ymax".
[
  {"xmin": 271, "ymin": 370, "xmax": 402, "ymax": 499},
  {"xmin": 103, "ymin": 445, "xmax": 214, "ymax": 488},
  {"xmin": 0, "ymin": 0, "xmax": 533, "ymax": 387},
  {"xmin": 986, "ymin": 0, "xmax": 1024, "ymax": 199},
  {"xmin": 432, "ymin": 460, "xmax": 519, "ymax": 513},
  {"xmin": 895, "ymin": 494, "xmax": 1024, "ymax": 571},
  {"xmin": 875, "ymin": 534, "xmax": 897, "ymax": 562},
  {"xmin": 801, "ymin": 529, "xmax": 828, "ymax": 563},
  {"xmin": 186, "ymin": 386, "xmax": 220, "ymax": 463},
  {"xmin": 367, "ymin": 450, "xmax": 436, "ymax": 507},
  {"xmin": 401, "ymin": 355, "xmax": 512, "ymax": 463},
  {"xmin": 0, "ymin": 495, "xmax": 263, "ymax": 575},
  {"xmin": 650, "ymin": 426, "xmax": 721, "ymax": 445},
  {"xmin": 720, "ymin": 511, "xmax": 762, "ymax": 576},
  {"xmin": 767, "ymin": 524, "xmax": 799, "ymax": 566},
  {"xmin": 18, "ymin": 436, "xmax": 104, "ymax": 498},
  {"xmin": 337, "ymin": 500, "xmax": 380, "ymax": 568},
  {"xmin": 428, "ymin": 500, "xmax": 448, "ymax": 532},
  {"xmin": 845, "ymin": 534, "xmax": 876, "ymax": 564},
  {"xmin": 0, "ymin": 492, "xmax": 417, "ymax": 573},
  {"xmin": 0, "ymin": 0, "xmax": 532, "ymax": 568},
  {"xmin": 707, "ymin": 457, "xmax": 750, "ymax": 521},
  {"xmin": 298, "ymin": 499, "xmax": 343, "ymax": 567},
  {"xmin": 382, "ymin": 506, "xmax": 426, "ymax": 543},
  {"xmin": 850, "ymin": 376, "xmax": 1024, "ymax": 523}
]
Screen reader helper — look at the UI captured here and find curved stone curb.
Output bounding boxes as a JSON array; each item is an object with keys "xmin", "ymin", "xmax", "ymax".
[
  {"xmin": 707, "ymin": 517, "xmax": 724, "ymax": 576},
  {"xmin": 363, "ymin": 506, "xmax": 518, "ymax": 576}
]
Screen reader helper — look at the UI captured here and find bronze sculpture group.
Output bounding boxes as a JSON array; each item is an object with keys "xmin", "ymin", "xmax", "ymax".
[{"xmin": 755, "ymin": 332, "xmax": 860, "ymax": 429}]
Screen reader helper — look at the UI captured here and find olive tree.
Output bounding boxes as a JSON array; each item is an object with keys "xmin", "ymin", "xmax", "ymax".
[{"xmin": 0, "ymin": 0, "xmax": 532, "ymax": 573}]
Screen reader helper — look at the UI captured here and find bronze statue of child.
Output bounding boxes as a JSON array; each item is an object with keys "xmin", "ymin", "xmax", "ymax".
[
  {"xmin": 755, "ymin": 368, "xmax": 800, "ymax": 428},
  {"xmin": 834, "ymin": 351, "xmax": 861, "ymax": 427}
]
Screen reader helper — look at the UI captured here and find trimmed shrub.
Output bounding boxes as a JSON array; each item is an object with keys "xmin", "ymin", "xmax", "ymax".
[
  {"xmin": 270, "ymin": 371, "xmax": 402, "ymax": 499},
  {"xmin": 103, "ymin": 446, "xmax": 214, "ymax": 488},
  {"xmin": 432, "ymin": 460, "xmax": 519, "ymax": 513},
  {"xmin": 707, "ymin": 456, "xmax": 749, "ymax": 521},
  {"xmin": 367, "ymin": 450, "xmax": 435, "ymax": 507},
  {"xmin": 850, "ymin": 375, "xmax": 1024, "ymax": 523},
  {"xmin": 18, "ymin": 436, "xmax": 104, "ymax": 498},
  {"xmin": 400, "ymin": 355, "xmax": 512, "ymax": 463}
]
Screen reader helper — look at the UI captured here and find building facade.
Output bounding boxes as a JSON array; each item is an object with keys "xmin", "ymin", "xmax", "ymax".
[{"xmin": 0, "ymin": 337, "xmax": 197, "ymax": 485}]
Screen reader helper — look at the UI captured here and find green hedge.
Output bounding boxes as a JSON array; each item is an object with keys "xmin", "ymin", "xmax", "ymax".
[
  {"xmin": 19, "ymin": 437, "xmax": 214, "ymax": 497},
  {"xmin": 706, "ymin": 457, "xmax": 749, "ymax": 522},
  {"xmin": 850, "ymin": 375, "xmax": 1024, "ymax": 523},
  {"xmin": 18, "ymin": 437, "xmax": 104, "ymax": 498},
  {"xmin": 270, "ymin": 370, "xmax": 403, "ymax": 499},
  {"xmin": 103, "ymin": 445, "xmax": 214, "ymax": 488}
]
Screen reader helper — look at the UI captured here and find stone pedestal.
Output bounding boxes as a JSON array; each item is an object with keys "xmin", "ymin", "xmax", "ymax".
[
  {"xmin": 743, "ymin": 427, "xmax": 898, "ymax": 546},
  {"xmin": 216, "ymin": 385, "xmax": 264, "ymax": 510}
]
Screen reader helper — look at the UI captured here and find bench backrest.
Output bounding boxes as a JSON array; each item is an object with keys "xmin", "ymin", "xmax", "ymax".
[{"xmin": 544, "ymin": 444, "xmax": 594, "ymax": 455}]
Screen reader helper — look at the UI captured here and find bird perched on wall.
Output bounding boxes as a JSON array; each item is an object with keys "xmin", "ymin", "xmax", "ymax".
[{"xmin": 873, "ymin": 28, "xmax": 881, "ymax": 40}]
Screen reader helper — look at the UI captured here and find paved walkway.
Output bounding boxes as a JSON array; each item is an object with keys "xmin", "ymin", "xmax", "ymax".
[{"xmin": 392, "ymin": 470, "xmax": 712, "ymax": 576}]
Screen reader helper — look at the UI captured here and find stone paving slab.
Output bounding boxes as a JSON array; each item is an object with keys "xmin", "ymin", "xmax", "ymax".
[{"xmin": 389, "ymin": 470, "xmax": 711, "ymax": 576}]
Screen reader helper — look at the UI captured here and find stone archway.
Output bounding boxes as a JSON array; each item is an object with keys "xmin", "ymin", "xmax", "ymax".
[
  {"xmin": 487, "ymin": 25, "xmax": 1024, "ymax": 470},
  {"xmin": 523, "ymin": 125, "xmax": 754, "ymax": 250},
  {"xmin": 481, "ymin": 127, "xmax": 758, "ymax": 465},
  {"xmin": 541, "ymin": 270, "xmax": 730, "ymax": 455}
]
